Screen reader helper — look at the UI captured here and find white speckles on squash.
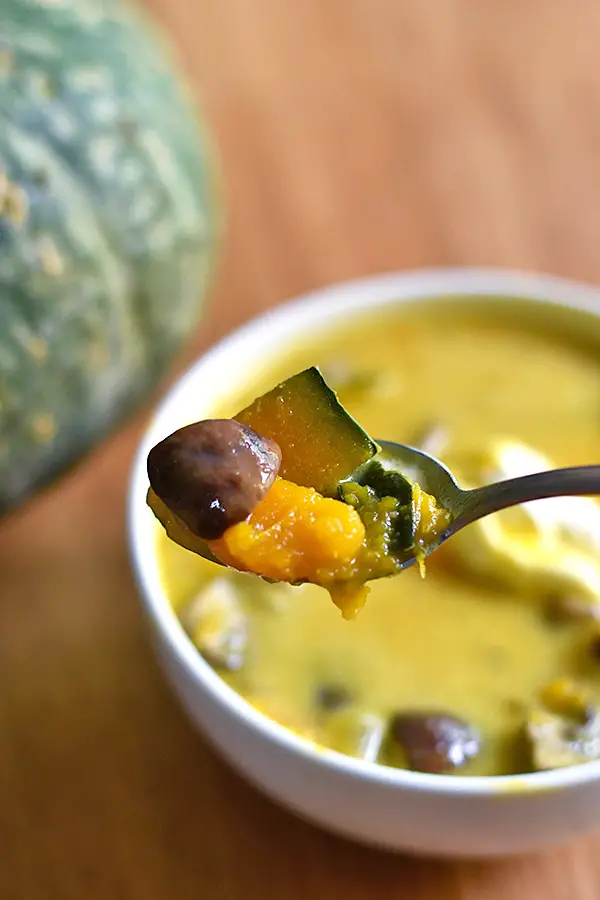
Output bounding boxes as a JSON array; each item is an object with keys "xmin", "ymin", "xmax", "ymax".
[
  {"xmin": 129, "ymin": 191, "xmax": 160, "ymax": 230},
  {"xmin": 23, "ymin": 0, "xmax": 67, "ymax": 15},
  {"xmin": 26, "ymin": 336, "xmax": 48, "ymax": 361},
  {"xmin": 118, "ymin": 158, "xmax": 144, "ymax": 188},
  {"xmin": 0, "ymin": 178, "xmax": 28, "ymax": 225},
  {"xmin": 37, "ymin": 235, "xmax": 65, "ymax": 277},
  {"xmin": 88, "ymin": 95, "xmax": 118, "ymax": 125},
  {"xmin": 88, "ymin": 342, "xmax": 109, "ymax": 371},
  {"xmin": 46, "ymin": 106, "xmax": 77, "ymax": 141},
  {"xmin": 0, "ymin": 49, "xmax": 13, "ymax": 76},
  {"xmin": 23, "ymin": 69, "xmax": 57, "ymax": 99},
  {"xmin": 139, "ymin": 131, "xmax": 208, "ymax": 236},
  {"xmin": 88, "ymin": 135, "xmax": 117, "ymax": 177},
  {"xmin": 29, "ymin": 413, "xmax": 56, "ymax": 444},
  {"xmin": 46, "ymin": 0, "xmax": 108, "ymax": 26},
  {"xmin": 11, "ymin": 322, "xmax": 48, "ymax": 362},
  {"xmin": 12, "ymin": 323, "xmax": 49, "ymax": 362},
  {"xmin": 66, "ymin": 65, "xmax": 112, "ymax": 93},
  {"xmin": 148, "ymin": 218, "xmax": 175, "ymax": 250},
  {"xmin": 4, "ymin": 30, "xmax": 59, "ymax": 58}
]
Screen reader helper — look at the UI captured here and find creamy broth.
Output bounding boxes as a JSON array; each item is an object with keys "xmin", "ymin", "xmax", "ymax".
[{"xmin": 156, "ymin": 299, "xmax": 600, "ymax": 776}]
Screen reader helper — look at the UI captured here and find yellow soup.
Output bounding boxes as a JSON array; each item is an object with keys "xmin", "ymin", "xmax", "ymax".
[{"xmin": 156, "ymin": 298, "xmax": 600, "ymax": 777}]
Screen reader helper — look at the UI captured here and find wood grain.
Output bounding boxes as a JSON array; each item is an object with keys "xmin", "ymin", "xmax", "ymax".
[{"xmin": 3, "ymin": 0, "xmax": 600, "ymax": 896}]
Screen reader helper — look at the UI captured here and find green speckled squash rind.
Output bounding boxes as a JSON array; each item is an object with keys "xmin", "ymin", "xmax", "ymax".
[{"xmin": 0, "ymin": 0, "xmax": 221, "ymax": 514}]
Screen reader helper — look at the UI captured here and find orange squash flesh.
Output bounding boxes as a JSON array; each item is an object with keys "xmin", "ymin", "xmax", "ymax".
[
  {"xmin": 149, "ymin": 477, "xmax": 450, "ymax": 619},
  {"xmin": 207, "ymin": 476, "xmax": 451, "ymax": 619},
  {"xmin": 208, "ymin": 477, "xmax": 368, "ymax": 617},
  {"xmin": 412, "ymin": 484, "xmax": 453, "ymax": 570}
]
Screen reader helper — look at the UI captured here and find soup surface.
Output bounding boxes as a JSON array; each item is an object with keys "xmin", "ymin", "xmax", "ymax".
[{"xmin": 156, "ymin": 298, "xmax": 600, "ymax": 776}]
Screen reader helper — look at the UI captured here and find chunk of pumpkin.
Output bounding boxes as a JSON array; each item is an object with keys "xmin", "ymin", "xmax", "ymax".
[
  {"xmin": 148, "ymin": 368, "xmax": 451, "ymax": 617},
  {"xmin": 235, "ymin": 367, "xmax": 379, "ymax": 497},
  {"xmin": 207, "ymin": 475, "xmax": 450, "ymax": 619},
  {"xmin": 208, "ymin": 477, "xmax": 365, "ymax": 586},
  {"xmin": 208, "ymin": 477, "xmax": 371, "ymax": 617}
]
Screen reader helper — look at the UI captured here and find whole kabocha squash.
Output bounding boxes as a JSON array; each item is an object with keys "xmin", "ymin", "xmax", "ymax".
[{"xmin": 0, "ymin": 0, "xmax": 220, "ymax": 515}]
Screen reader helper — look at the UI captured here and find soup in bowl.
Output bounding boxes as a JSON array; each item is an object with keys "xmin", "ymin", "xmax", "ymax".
[{"xmin": 128, "ymin": 269, "xmax": 600, "ymax": 857}]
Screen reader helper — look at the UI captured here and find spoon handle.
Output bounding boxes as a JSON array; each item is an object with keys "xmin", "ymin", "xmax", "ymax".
[{"xmin": 452, "ymin": 465, "xmax": 600, "ymax": 531}]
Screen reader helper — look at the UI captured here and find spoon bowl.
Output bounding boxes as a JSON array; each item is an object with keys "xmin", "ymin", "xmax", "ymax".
[
  {"xmin": 150, "ymin": 435, "xmax": 600, "ymax": 575},
  {"xmin": 378, "ymin": 439, "xmax": 600, "ymax": 567}
]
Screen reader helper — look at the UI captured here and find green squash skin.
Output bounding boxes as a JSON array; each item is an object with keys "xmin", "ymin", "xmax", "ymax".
[
  {"xmin": 0, "ymin": 0, "xmax": 222, "ymax": 514},
  {"xmin": 236, "ymin": 367, "xmax": 380, "ymax": 497}
]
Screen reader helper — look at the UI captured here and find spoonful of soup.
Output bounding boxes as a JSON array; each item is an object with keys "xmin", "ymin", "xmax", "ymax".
[{"xmin": 147, "ymin": 367, "xmax": 600, "ymax": 618}]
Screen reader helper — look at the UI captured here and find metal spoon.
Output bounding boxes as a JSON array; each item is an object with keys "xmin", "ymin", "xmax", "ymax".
[
  {"xmin": 376, "ymin": 440, "xmax": 600, "ymax": 569},
  {"xmin": 151, "ymin": 441, "xmax": 600, "ymax": 574}
]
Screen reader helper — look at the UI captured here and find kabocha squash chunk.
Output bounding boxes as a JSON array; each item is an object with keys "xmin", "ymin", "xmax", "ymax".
[
  {"xmin": 0, "ymin": 0, "xmax": 220, "ymax": 515},
  {"xmin": 148, "ymin": 370, "xmax": 450, "ymax": 617},
  {"xmin": 208, "ymin": 477, "xmax": 367, "ymax": 602},
  {"xmin": 205, "ymin": 470, "xmax": 449, "ymax": 618},
  {"xmin": 235, "ymin": 367, "xmax": 379, "ymax": 496}
]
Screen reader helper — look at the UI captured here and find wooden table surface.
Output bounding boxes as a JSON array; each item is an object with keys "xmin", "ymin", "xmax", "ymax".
[{"xmin": 4, "ymin": 1, "xmax": 600, "ymax": 897}]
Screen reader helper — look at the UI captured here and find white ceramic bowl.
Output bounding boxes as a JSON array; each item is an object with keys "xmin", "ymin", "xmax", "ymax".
[{"xmin": 128, "ymin": 268, "xmax": 600, "ymax": 859}]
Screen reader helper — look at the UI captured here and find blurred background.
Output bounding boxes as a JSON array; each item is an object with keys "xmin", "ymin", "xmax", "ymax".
[
  {"xmin": 2, "ymin": 0, "xmax": 600, "ymax": 897},
  {"xmin": 166, "ymin": 0, "xmax": 600, "ymax": 343}
]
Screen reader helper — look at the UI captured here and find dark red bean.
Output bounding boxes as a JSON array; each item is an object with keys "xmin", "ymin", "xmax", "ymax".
[
  {"xmin": 389, "ymin": 711, "xmax": 480, "ymax": 773},
  {"xmin": 543, "ymin": 593, "xmax": 600, "ymax": 625},
  {"xmin": 589, "ymin": 634, "xmax": 600, "ymax": 662},
  {"xmin": 147, "ymin": 419, "xmax": 281, "ymax": 540},
  {"xmin": 314, "ymin": 684, "xmax": 352, "ymax": 712}
]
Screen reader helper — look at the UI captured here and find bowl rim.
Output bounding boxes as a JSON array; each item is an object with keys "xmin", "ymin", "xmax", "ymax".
[{"xmin": 128, "ymin": 266, "xmax": 600, "ymax": 797}]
